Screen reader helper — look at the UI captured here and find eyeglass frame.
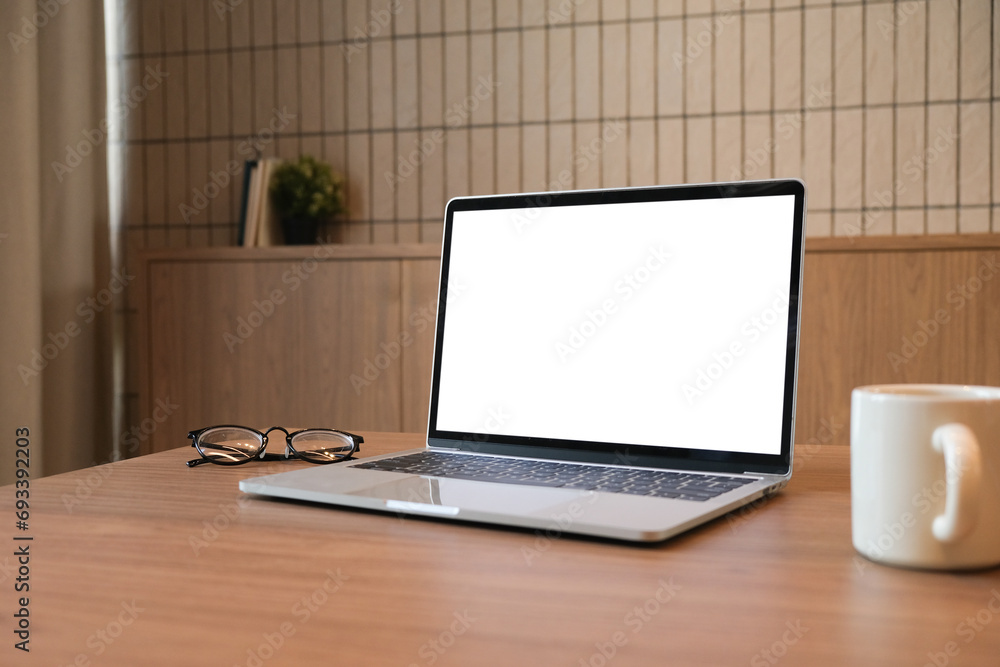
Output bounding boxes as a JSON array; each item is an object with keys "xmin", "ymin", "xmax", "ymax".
[{"xmin": 186, "ymin": 425, "xmax": 363, "ymax": 468}]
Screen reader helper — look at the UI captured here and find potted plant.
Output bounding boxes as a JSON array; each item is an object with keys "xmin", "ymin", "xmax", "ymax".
[{"xmin": 269, "ymin": 155, "xmax": 346, "ymax": 245}]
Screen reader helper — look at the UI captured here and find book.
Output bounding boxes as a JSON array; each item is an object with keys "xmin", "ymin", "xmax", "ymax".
[
  {"xmin": 236, "ymin": 159, "xmax": 257, "ymax": 246},
  {"xmin": 255, "ymin": 158, "xmax": 283, "ymax": 247},
  {"xmin": 241, "ymin": 162, "xmax": 264, "ymax": 247}
]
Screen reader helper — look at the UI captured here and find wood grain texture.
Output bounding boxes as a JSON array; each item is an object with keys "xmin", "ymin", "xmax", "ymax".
[
  {"xmin": 796, "ymin": 241, "xmax": 1000, "ymax": 445},
  {"xmin": 5, "ymin": 433, "xmax": 999, "ymax": 666},
  {"xmin": 138, "ymin": 246, "xmax": 441, "ymax": 453},
  {"xmin": 805, "ymin": 233, "xmax": 1000, "ymax": 253},
  {"xmin": 400, "ymin": 258, "xmax": 441, "ymax": 432},
  {"xmin": 138, "ymin": 243, "xmax": 442, "ymax": 262},
  {"xmin": 139, "ymin": 236, "xmax": 1000, "ymax": 452}
]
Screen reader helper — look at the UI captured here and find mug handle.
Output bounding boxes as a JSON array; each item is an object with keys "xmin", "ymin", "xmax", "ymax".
[{"xmin": 931, "ymin": 424, "xmax": 982, "ymax": 543}]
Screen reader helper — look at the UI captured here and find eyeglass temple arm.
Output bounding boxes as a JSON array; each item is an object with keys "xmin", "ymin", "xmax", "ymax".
[
  {"xmin": 187, "ymin": 440, "xmax": 254, "ymax": 467},
  {"xmin": 188, "ymin": 449, "xmax": 299, "ymax": 465},
  {"xmin": 340, "ymin": 431, "xmax": 363, "ymax": 450}
]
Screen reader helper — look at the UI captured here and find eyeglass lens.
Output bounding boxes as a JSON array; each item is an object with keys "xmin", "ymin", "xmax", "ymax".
[
  {"xmin": 196, "ymin": 427, "xmax": 263, "ymax": 463},
  {"xmin": 290, "ymin": 430, "xmax": 356, "ymax": 463}
]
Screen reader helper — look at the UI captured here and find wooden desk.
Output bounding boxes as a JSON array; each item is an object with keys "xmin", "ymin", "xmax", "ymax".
[{"xmin": 6, "ymin": 434, "xmax": 1000, "ymax": 666}]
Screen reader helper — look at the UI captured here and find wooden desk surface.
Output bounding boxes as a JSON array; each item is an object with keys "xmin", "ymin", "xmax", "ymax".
[{"xmin": 6, "ymin": 433, "xmax": 1000, "ymax": 666}]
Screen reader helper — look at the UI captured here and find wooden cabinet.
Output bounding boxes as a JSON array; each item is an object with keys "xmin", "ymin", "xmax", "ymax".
[
  {"xmin": 137, "ymin": 236, "xmax": 1000, "ymax": 455},
  {"xmin": 137, "ymin": 244, "xmax": 441, "ymax": 454}
]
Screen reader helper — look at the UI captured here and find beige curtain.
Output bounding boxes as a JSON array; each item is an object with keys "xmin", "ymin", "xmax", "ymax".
[{"xmin": 0, "ymin": 0, "xmax": 113, "ymax": 483}]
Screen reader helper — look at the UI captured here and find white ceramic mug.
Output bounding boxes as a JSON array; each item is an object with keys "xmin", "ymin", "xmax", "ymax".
[{"xmin": 851, "ymin": 384, "xmax": 1000, "ymax": 570}]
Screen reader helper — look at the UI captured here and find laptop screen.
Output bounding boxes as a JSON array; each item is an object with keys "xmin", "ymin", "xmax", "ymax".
[{"xmin": 428, "ymin": 180, "xmax": 805, "ymax": 474}]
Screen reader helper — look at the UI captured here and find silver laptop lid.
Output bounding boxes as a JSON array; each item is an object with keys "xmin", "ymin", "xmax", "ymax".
[{"xmin": 427, "ymin": 180, "xmax": 806, "ymax": 476}]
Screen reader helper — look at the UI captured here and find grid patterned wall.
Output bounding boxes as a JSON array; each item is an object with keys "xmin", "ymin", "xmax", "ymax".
[
  {"xmin": 114, "ymin": 0, "xmax": 1000, "ymax": 248},
  {"xmin": 112, "ymin": 0, "xmax": 998, "ymax": 434}
]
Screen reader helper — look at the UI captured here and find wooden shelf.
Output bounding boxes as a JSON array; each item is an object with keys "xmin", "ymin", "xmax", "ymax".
[
  {"xmin": 805, "ymin": 232, "xmax": 1000, "ymax": 253},
  {"xmin": 137, "ymin": 242, "xmax": 441, "ymax": 263}
]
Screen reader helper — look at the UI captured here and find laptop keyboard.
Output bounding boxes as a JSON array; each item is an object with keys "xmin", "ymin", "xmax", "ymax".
[{"xmin": 353, "ymin": 451, "xmax": 754, "ymax": 502}]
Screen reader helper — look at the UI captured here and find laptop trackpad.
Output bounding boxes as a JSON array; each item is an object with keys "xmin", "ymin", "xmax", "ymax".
[{"xmin": 348, "ymin": 476, "xmax": 589, "ymax": 516}]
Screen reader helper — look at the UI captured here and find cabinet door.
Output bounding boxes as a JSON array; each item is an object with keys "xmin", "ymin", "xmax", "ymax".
[{"xmin": 141, "ymin": 255, "xmax": 439, "ymax": 453}]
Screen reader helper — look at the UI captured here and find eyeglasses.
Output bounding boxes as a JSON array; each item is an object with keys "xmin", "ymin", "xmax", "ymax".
[{"xmin": 186, "ymin": 425, "xmax": 363, "ymax": 468}]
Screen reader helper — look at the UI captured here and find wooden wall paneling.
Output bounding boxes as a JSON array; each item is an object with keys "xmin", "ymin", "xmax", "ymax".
[
  {"xmin": 878, "ymin": 249, "xmax": 1000, "ymax": 385},
  {"xmin": 794, "ymin": 239, "xmax": 1000, "ymax": 447},
  {"xmin": 139, "ymin": 238, "xmax": 998, "ymax": 455},
  {"xmin": 794, "ymin": 252, "xmax": 855, "ymax": 448},
  {"xmin": 399, "ymin": 258, "xmax": 442, "ymax": 432}
]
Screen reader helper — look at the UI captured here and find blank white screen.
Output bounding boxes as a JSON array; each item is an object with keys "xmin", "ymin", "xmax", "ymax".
[{"xmin": 435, "ymin": 195, "xmax": 796, "ymax": 456}]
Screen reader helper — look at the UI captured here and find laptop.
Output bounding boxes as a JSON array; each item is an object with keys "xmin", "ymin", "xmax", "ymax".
[{"xmin": 240, "ymin": 179, "xmax": 807, "ymax": 542}]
